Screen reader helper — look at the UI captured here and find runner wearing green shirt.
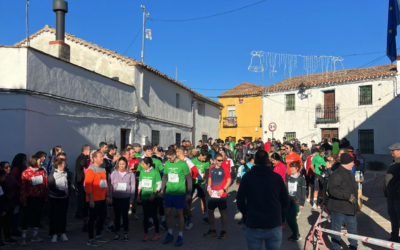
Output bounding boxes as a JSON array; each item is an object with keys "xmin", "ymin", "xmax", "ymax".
[
  {"xmin": 136, "ymin": 145, "xmax": 164, "ymax": 174},
  {"xmin": 191, "ymin": 150, "xmax": 210, "ymax": 224},
  {"xmin": 133, "ymin": 143, "xmax": 142, "ymax": 159},
  {"xmin": 228, "ymin": 136, "xmax": 236, "ymax": 152},
  {"xmin": 160, "ymin": 149, "xmax": 192, "ymax": 247},
  {"xmin": 310, "ymin": 147, "xmax": 326, "ymax": 210},
  {"xmin": 138, "ymin": 157, "xmax": 162, "ymax": 242}
]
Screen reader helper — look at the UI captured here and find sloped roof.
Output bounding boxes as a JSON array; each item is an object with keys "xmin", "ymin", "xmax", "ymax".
[
  {"xmin": 13, "ymin": 25, "xmax": 223, "ymax": 108},
  {"xmin": 265, "ymin": 64, "xmax": 397, "ymax": 92},
  {"xmin": 218, "ymin": 82, "xmax": 266, "ymax": 98}
]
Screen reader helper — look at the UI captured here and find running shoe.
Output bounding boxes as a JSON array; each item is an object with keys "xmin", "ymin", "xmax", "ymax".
[
  {"xmin": 123, "ymin": 234, "xmax": 129, "ymax": 242},
  {"xmin": 31, "ymin": 236, "xmax": 43, "ymax": 242},
  {"xmin": 202, "ymin": 217, "xmax": 210, "ymax": 224},
  {"xmin": 61, "ymin": 233, "xmax": 68, "ymax": 242},
  {"xmin": 163, "ymin": 233, "xmax": 174, "ymax": 244},
  {"xmin": 19, "ymin": 238, "xmax": 27, "ymax": 247},
  {"xmin": 312, "ymin": 204, "xmax": 318, "ymax": 210},
  {"xmin": 218, "ymin": 231, "xmax": 227, "ymax": 239},
  {"xmin": 95, "ymin": 236, "xmax": 109, "ymax": 243},
  {"xmin": 87, "ymin": 239, "xmax": 102, "ymax": 247},
  {"xmin": 184, "ymin": 221, "xmax": 193, "ymax": 230},
  {"xmin": 160, "ymin": 221, "xmax": 167, "ymax": 230},
  {"xmin": 113, "ymin": 234, "xmax": 120, "ymax": 242},
  {"xmin": 175, "ymin": 235, "xmax": 183, "ymax": 246},
  {"xmin": 142, "ymin": 234, "xmax": 148, "ymax": 242},
  {"xmin": 203, "ymin": 229, "xmax": 217, "ymax": 237},
  {"xmin": 51, "ymin": 235, "xmax": 57, "ymax": 243},
  {"xmin": 151, "ymin": 233, "xmax": 161, "ymax": 241},
  {"xmin": 289, "ymin": 234, "xmax": 302, "ymax": 241},
  {"xmin": 306, "ymin": 198, "xmax": 310, "ymax": 203}
]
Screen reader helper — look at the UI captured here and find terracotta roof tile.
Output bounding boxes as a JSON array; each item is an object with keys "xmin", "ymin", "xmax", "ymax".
[
  {"xmin": 218, "ymin": 82, "xmax": 267, "ymax": 98},
  {"xmin": 264, "ymin": 64, "xmax": 397, "ymax": 92},
  {"xmin": 13, "ymin": 25, "xmax": 223, "ymax": 108}
]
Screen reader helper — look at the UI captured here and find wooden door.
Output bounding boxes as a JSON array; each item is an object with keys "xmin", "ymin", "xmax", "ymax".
[
  {"xmin": 321, "ymin": 129, "xmax": 338, "ymax": 143},
  {"xmin": 324, "ymin": 91, "xmax": 335, "ymax": 118}
]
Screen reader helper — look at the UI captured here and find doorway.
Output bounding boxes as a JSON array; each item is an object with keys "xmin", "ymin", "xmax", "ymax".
[
  {"xmin": 324, "ymin": 91, "xmax": 335, "ymax": 119},
  {"xmin": 321, "ymin": 128, "xmax": 338, "ymax": 143}
]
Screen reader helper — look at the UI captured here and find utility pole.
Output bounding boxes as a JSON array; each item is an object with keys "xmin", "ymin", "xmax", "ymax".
[
  {"xmin": 26, "ymin": 0, "xmax": 29, "ymax": 46},
  {"xmin": 140, "ymin": 5, "xmax": 149, "ymax": 63}
]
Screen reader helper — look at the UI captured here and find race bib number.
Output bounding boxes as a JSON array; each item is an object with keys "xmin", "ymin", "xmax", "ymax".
[
  {"xmin": 211, "ymin": 190, "xmax": 221, "ymax": 198},
  {"xmin": 99, "ymin": 180, "xmax": 107, "ymax": 188},
  {"xmin": 288, "ymin": 182, "xmax": 297, "ymax": 193},
  {"xmin": 31, "ymin": 175, "xmax": 43, "ymax": 186},
  {"xmin": 116, "ymin": 183, "xmax": 127, "ymax": 191},
  {"xmin": 142, "ymin": 179, "xmax": 152, "ymax": 188},
  {"xmin": 169, "ymin": 174, "xmax": 179, "ymax": 183},
  {"xmin": 0, "ymin": 186, "xmax": 3, "ymax": 196}
]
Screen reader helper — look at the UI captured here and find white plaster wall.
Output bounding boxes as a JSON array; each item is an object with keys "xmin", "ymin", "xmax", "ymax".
[
  {"xmin": 0, "ymin": 94, "xmax": 26, "ymax": 162},
  {"xmin": 140, "ymin": 70, "xmax": 193, "ymax": 127},
  {"xmin": 194, "ymin": 101, "xmax": 220, "ymax": 143},
  {"xmin": 28, "ymin": 32, "xmax": 137, "ymax": 86},
  {"xmin": 262, "ymin": 77, "xmax": 399, "ymax": 155},
  {"xmin": 23, "ymin": 95, "xmax": 136, "ymax": 172},
  {"xmin": 26, "ymin": 49, "xmax": 136, "ymax": 113},
  {"xmin": 132, "ymin": 119, "xmax": 191, "ymax": 149},
  {"xmin": 0, "ymin": 48, "xmax": 27, "ymax": 89}
]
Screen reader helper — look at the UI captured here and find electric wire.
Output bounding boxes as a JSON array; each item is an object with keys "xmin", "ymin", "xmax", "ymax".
[
  {"xmin": 123, "ymin": 26, "xmax": 143, "ymax": 55},
  {"xmin": 149, "ymin": 0, "xmax": 266, "ymax": 22}
]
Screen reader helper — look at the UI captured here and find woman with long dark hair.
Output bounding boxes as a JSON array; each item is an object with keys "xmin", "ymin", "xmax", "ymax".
[
  {"xmin": 19, "ymin": 155, "xmax": 48, "ymax": 246},
  {"xmin": 0, "ymin": 161, "xmax": 18, "ymax": 244},
  {"xmin": 10, "ymin": 153, "xmax": 27, "ymax": 186}
]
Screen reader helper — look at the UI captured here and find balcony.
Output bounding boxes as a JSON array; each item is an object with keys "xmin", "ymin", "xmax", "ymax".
[
  {"xmin": 315, "ymin": 105, "xmax": 339, "ymax": 124},
  {"xmin": 223, "ymin": 117, "xmax": 237, "ymax": 128}
]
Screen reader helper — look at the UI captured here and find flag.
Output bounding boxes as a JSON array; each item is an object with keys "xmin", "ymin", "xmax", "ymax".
[
  {"xmin": 145, "ymin": 29, "xmax": 152, "ymax": 40},
  {"xmin": 387, "ymin": 0, "xmax": 400, "ymax": 62}
]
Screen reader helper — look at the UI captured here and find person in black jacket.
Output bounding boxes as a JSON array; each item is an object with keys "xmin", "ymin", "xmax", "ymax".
[
  {"xmin": 327, "ymin": 153, "xmax": 358, "ymax": 250},
  {"xmin": 384, "ymin": 143, "xmax": 400, "ymax": 243},
  {"xmin": 0, "ymin": 169, "xmax": 8, "ymax": 244},
  {"xmin": 75, "ymin": 145, "xmax": 90, "ymax": 221},
  {"xmin": 237, "ymin": 150, "xmax": 289, "ymax": 250},
  {"xmin": 48, "ymin": 158, "xmax": 71, "ymax": 243}
]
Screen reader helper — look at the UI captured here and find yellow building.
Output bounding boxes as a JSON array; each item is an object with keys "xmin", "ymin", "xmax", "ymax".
[{"xmin": 218, "ymin": 82, "xmax": 265, "ymax": 142}]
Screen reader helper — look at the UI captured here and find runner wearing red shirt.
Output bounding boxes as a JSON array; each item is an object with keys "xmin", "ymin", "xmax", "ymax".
[
  {"xmin": 285, "ymin": 144, "xmax": 303, "ymax": 175},
  {"xmin": 204, "ymin": 153, "xmax": 231, "ymax": 240}
]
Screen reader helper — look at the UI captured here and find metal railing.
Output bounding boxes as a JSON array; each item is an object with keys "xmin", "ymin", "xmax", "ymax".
[
  {"xmin": 315, "ymin": 105, "xmax": 339, "ymax": 124},
  {"xmin": 223, "ymin": 117, "xmax": 237, "ymax": 128}
]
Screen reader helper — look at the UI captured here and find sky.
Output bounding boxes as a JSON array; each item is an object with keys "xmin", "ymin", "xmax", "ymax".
[{"xmin": 0, "ymin": 0, "xmax": 393, "ymax": 100}]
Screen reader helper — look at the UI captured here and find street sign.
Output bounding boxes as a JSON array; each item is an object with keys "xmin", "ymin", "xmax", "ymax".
[{"xmin": 268, "ymin": 122, "xmax": 277, "ymax": 132}]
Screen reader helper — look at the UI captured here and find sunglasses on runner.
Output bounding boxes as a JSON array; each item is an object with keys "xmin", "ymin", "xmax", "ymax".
[{"xmin": 216, "ymin": 159, "xmax": 223, "ymax": 162}]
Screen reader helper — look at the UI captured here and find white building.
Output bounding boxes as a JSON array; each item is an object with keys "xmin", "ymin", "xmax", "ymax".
[
  {"xmin": 262, "ymin": 62, "xmax": 400, "ymax": 167},
  {"xmin": 0, "ymin": 25, "xmax": 222, "ymax": 167}
]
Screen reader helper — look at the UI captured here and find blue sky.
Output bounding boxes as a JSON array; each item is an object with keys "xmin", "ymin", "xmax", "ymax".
[{"xmin": 0, "ymin": 0, "xmax": 392, "ymax": 99}]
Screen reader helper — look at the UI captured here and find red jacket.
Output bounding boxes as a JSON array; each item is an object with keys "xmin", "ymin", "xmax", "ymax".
[
  {"xmin": 264, "ymin": 142, "xmax": 272, "ymax": 152},
  {"xmin": 20, "ymin": 167, "xmax": 48, "ymax": 206}
]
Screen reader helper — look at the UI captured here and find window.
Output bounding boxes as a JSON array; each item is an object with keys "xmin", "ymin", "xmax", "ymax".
[
  {"xmin": 284, "ymin": 132, "xmax": 296, "ymax": 141},
  {"xmin": 176, "ymin": 93, "xmax": 180, "ymax": 108},
  {"xmin": 198, "ymin": 102, "xmax": 205, "ymax": 116},
  {"xmin": 359, "ymin": 86, "xmax": 372, "ymax": 105},
  {"xmin": 358, "ymin": 129, "xmax": 374, "ymax": 154},
  {"xmin": 176, "ymin": 133, "xmax": 181, "ymax": 147},
  {"xmin": 285, "ymin": 94, "xmax": 295, "ymax": 111},
  {"xmin": 227, "ymin": 105, "xmax": 235, "ymax": 117},
  {"xmin": 202, "ymin": 135, "xmax": 208, "ymax": 143},
  {"xmin": 151, "ymin": 130, "xmax": 160, "ymax": 146}
]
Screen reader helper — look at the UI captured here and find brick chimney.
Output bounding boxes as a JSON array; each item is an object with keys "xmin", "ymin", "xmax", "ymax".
[{"xmin": 48, "ymin": 0, "xmax": 70, "ymax": 62}]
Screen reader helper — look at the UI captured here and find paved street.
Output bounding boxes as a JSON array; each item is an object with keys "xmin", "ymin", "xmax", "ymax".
[{"xmin": 2, "ymin": 171, "xmax": 392, "ymax": 250}]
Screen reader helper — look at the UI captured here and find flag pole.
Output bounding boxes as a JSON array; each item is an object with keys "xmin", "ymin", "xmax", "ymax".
[{"xmin": 141, "ymin": 5, "xmax": 146, "ymax": 63}]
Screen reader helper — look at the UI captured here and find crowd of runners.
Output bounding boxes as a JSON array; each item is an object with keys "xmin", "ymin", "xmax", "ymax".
[{"xmin": 0, "ymin": 136, "xmax": 369, "ymax": 249}]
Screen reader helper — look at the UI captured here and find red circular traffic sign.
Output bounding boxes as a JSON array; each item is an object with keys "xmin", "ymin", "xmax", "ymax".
[{"xmin": 268, "ymin": 122, "xmax": 277, "ymax": 132}]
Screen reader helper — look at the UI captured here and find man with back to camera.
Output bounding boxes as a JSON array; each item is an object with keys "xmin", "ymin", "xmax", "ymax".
[{"xmin": 236, "ymin": 150, "xmax": 289, "ymax": 249}]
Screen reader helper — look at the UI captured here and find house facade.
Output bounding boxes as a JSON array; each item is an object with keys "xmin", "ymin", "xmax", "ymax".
[
  {"xmin": 0, "ymin": 25, "xmax": 221, "ymax": 166},
  {"xmin": 218, "ymin": 82, "xmax": 265, "ymax": 142},
  {"xmin": 262, "ymin": 63, "xmax": 400, "ymax": 167}
]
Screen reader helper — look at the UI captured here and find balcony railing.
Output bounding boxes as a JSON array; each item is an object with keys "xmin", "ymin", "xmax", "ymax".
[
  {"xmin": 223, "ymin": 117, "xmax": 237, "ymax": 128},
  {"xmin": 315, "ymin": 105, "xmax": 339, "ymax": 124}
]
